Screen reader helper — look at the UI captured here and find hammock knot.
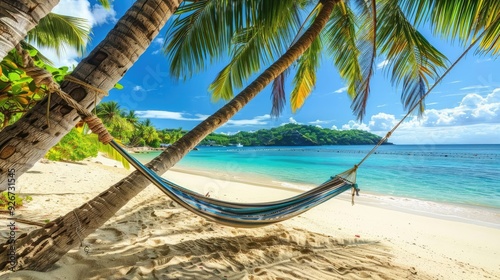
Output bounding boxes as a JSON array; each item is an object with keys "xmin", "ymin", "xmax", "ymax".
[
  {"xmin": 84, "ymin": 116, "xmax": 113, "ymax": 144},
  {"xmin": 17, "ymin": 44, "xmax": 60, "ymax": 92},
  {"xmin": 351, "ymin": 183, "xmax": 360, "ymax": 205}
]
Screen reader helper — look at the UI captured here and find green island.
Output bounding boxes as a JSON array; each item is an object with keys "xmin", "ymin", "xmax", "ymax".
[{"xmin": 200, "ymin": 123, "xmax": 391, "ymax": 146}]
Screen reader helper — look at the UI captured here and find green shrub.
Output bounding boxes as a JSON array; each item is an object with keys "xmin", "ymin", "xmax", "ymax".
[
  {"xmin": 0, "ymin": 191, "xmax": 32, "ymax": 210},
  {"xmin": 46, "ymin": 128, "xmax": 98, "ymax": 161}
]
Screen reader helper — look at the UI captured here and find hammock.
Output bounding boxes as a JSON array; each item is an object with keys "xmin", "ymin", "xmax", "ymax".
[
  {"xmin": 87, "ymin": 29, "xmax": 482, "ymax": 227},
  {"xmin": 40, "ymin": 16, "xmax": 490, "ymax": 228},
  {"xmin": 110, "ymin": 141, "xmax": 359, "ymax": 228}
]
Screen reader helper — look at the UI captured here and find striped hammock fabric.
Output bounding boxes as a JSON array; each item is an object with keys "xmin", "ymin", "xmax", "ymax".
[{"xmin": 111, "ymin": 141, "xmax": 359, "ymax": 228}]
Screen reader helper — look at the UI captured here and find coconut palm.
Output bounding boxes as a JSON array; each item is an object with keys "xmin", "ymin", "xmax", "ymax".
[
  {"xmin": 164, "ymin": 0, "xmax": 500, "ymax": 120},
  {"xmin": 0, "ymin": 0, "xmax": 336, "ymax": 271},
  {"xmin": 0, "ymin": 0, "xmax": 499, "ymax": 272},
  {"xmin": 0, "ymin": 10, "xmax": 91, "ymax": 130},
  {"xmin": 123, "ymin": 110, "xmax": 140, "ymax": 128},
  {"xmin": 0, "ymin": 0, "xmax": 110, "ymax": 61},
  {"xmin": 0, "ymin": 0, "xmax": 183, "ymax": 189},
  {"xmin": 25, "ymin": 12, "xmax": 91, "ymax": 58},
  {"xmin": 96, "ymin": 101, "xmax": 135, "ymax": 141}
]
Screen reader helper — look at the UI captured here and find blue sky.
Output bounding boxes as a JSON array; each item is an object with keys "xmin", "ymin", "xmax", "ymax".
[{"xmin": 45, "ymin": 0, "xmax": 500, "ymax": 144}]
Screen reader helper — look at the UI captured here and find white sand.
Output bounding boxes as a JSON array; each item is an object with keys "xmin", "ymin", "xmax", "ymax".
[{"xmin": 1, "ymin": 155, "xmax": 499, "ymax": 279}]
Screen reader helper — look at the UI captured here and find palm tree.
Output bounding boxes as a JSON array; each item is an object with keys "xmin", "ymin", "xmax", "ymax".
[
  {"xmin": 96, "ymin": 101, "xmax": 125, "ymax": 128},
  {"xmin": 0, "ymin": 0, "xmax": 59, "ymax": 60},
  {"xmin": 25, "ymin": 12, "xmax": 91, "ymax": 58},
  {"xmin": 0, "ymin": 11, "xmax": 92, "ymax": 131},
  {"xmin": 0, "ymin": 0, "xmax": 336, "ymax": 271},
  {"xmin": 0, "ymin": 0, "xmax": 110, "ymax": 61},
  {"xmin": 164, "ymin": 0, "xmax": 500, "ymax": 120},
  {"xmin": 0, "ymin": 0, "xmax": 183, "ymax": 188},
  {"xmin": 0, "ymin": 0, "xmax": 499, "ymax": 272},
  {"xmin": 96, "ymin": 101, "xmax": 135, "ymax": 141},
  {"xmin": 123, "ymin": 110, "xmax": 140, "ymax": 128}
]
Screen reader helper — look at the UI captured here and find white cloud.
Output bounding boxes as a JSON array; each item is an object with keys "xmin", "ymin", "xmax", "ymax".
[
  {"xmin": 376, "ymin": 59, "xmax": 389, "ymax": 69},
  {"xmin": 367, "ymin": 112, "xmax": 397, "ymax": 131},
  {"xmin": 133, "ymin": 85, "xmax": 144, "ymax": 91},
  {"xmin": 289, "ymin": 117, "xmax": 299, "ymax": 124},
  {"xmin": 219, "ymin": 131, "xmax": 238, "ymax": 136},
  {"xmin": 449, "ymin": 80, "xmax": 461, "ymax": 84},
  {"xmin": 476, "ymin": 58, "xmax": 492, "ymax": 63},
  {"xmin": 341, "ymin": 88, "xmax": 500, "ymax": 144},
  {"xmin": 90, "ymin": 3, "xmax": 117, "ymax": 26},
  {"xmin": 376, "ymin": 104, "xmax": 387, "ymax": 108},
  {"xmin": 331, "ymin": 125, "xmax": 338, "ymax": 130},
  {"xmin": 36, "ymin": 0, "xmax": 118, "ymax": 67},
  {"xmin": 334, "ymin": 86, "xmax": 348, "ymax": 94},
  {"xmin": 341, "ymin": 120, "xmax": 370, "ymax": 131},
  {"xmin": 151, "ymin": 37, "xmax": 164, "ymax": 55},
  {"xmin": 226, "ymin": 115, "xmax": 271, "ymax": 126},
  {"xmin": 315, "ymin": 125, "xmax": 322, "ymax": 128},
  {"xmin": 460, "ymin": 85, "xmax": 490, "ymax": 91},
  {"xmin": 135, "ymin": 110, "xmax": 205, "ymax": 121},
  {"xmin": 308, "ymin": 119, "xmax": 330, "ymax": 125},
  {"xmin": 135, "ymin": 111, "xmax": 272, "ymax": 127},
  {"xmin": 153, "ymin": 37, "xmax": 164, "ymax": 45}
]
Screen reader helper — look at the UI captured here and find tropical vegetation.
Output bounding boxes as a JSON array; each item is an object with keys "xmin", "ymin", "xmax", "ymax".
[
  {"xmin": 201, "ymin": 124, "xmax": 388, "ymax": 146},
  {"xmin": 0, "ymin": 0, "xmax": 499, "ymax": 273},
  {"xmin": 0, "ymin": 12, "xmax": 90, "ymax": 130},
  {"xmin": 164, "ymin": 0, "xmax": 500, "ymax": 120}
]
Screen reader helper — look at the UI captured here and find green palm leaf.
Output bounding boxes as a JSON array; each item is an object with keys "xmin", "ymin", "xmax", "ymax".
[
  {"xmin": 323, "ymin": 2, "xmax": 361, "ymax": 99},
  {"xmin": 290, "ymin": 36, "xmax": 321, "ymax": 112},
  {"xmin": 271, "ymin": 2, "xmax": 320, "ymax": 117},
  {"xmin": 402, "ymin": 0, "xmax": 500, "ymax": 56},
  {"xmin": 351, "ymin": 0, "xmax": 377, "ymax": 120},
  {"xmin": 26, "ymin": 13, "xmax": 90, "ymax": 57},
  {"xmin": 166, "ymin": 0, "xmax": 302, "ymax": 100},
  {"xmin": 164, "ymin": 0, "xmax": 258, "ymax": 80},
  {"xmin": 377, "ymin": 0, "xmax": 448, "ymax": 115}
]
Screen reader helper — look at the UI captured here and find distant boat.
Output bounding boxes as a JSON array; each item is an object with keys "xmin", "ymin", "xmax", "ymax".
[{"xmin": 236, "ymin": 143, "xmax": 243, "ymax": 148}]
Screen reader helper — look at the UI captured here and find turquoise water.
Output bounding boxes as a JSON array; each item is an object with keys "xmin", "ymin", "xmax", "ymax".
[{"xmin": 134, "ymin": 144, "xmax": 500, "ymax": 210}]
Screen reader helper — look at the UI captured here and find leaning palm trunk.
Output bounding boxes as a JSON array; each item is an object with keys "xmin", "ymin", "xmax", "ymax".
[
  {"xmin": 0, "ymin": 0, "xmax": 59, "ymax": 60},
  {"xmin": 0, "ymin": 0, "xmax": 182, "ymax": 188},
  {"xmin": 0, "ymin": 0, "xmax": 337, "ymax": 272}
]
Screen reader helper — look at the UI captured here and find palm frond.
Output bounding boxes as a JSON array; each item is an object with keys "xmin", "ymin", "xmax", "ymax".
[
  {"xmin": 271, "ymin": 2, "xmax": 320, "ymax": 117},
  {"xmin": 323, "ymin": 2, "xmax": 361, "ymax": 99},
  {"xmin": 97, "ymin": 0, "xmax": 111, "ymax": 9},
  {"xmin": 351, "ymin": 0, "xmax": 377, "ymax": 120},
  {"xmin": 208, "ymin": 1, "xmax": 302, "ymax": 101},
  {"xmin": 290, "ymin": 36, "xmax": 321, "ymax": 113},
  {"xmin": 26, "ymin": 13, "xmax": 90, "ymax": 57},
  {"xmin": 401, "ymin": 0, "xmax": 500, "ymax": 56},
  {"xmin": 270, "ymin": 68, "xmax": 287, "ymax": 117},
  {"xmin": 377, "ymin": 0, "xmax": 448, "ymax": 115},
  {"xmin": 164, "ymin": 0, "xmax": 261, "ymax": 80},
  {"xmin": 19, "ymin": 41, "xmax": 53, "ymax": 65}
]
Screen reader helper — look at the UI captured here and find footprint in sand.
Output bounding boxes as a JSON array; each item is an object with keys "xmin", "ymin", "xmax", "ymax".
[{"xmin": 94, "ymin": 227, "xmax": 124, "ymax": 244}]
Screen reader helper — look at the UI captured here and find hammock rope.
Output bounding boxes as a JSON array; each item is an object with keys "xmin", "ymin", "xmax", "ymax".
[{"xmin": 18, "ymin": 14, "xmax": 496, "ymax": 227}]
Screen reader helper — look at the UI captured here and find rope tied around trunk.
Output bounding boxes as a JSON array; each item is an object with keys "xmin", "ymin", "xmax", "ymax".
[{"xmin": 16, "ymin": 45, "xmax": 113, "ymax": 144}]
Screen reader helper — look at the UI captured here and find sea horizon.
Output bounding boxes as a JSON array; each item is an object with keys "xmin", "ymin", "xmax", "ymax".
[{"xmin": 133, "ymin": 143, "xmax": 500, "ymax": 227}]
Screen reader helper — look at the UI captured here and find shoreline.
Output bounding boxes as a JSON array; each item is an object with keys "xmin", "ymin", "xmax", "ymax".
[
  {"xmin": 168, "ymin": 165, "xmax": 500, "ymax": 230},
  {"xmin": 1, "ymin": 156, "xmax": 499, "ymax": 279}
]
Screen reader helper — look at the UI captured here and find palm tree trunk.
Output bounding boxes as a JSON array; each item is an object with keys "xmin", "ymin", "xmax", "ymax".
[
  {"xmin": 0, "ymin": 0, "xmax": 337, "ymax": 272},
  {"xmin": 0, "ymin": 0, "xmax": 59, "ymax": 60},
  {"xmin": 0, "ymin": 0, "xmax": 182, "ymax": 189}
]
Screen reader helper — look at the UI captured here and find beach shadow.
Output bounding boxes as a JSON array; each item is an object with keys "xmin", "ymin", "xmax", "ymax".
[{"xmin": 61, "ymin": 198, "xmax": 426, "ymax": 280}]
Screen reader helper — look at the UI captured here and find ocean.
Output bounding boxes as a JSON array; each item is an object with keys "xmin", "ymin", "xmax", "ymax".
[{"xmin": 134, "ymin": 144, "xmax": 500, "ymax": 226}]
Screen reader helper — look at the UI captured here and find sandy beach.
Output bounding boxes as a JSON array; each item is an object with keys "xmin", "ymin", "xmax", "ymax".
[{"xmin": 1, "ymin": 155, "xmax": 499, "ymax": 279}]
